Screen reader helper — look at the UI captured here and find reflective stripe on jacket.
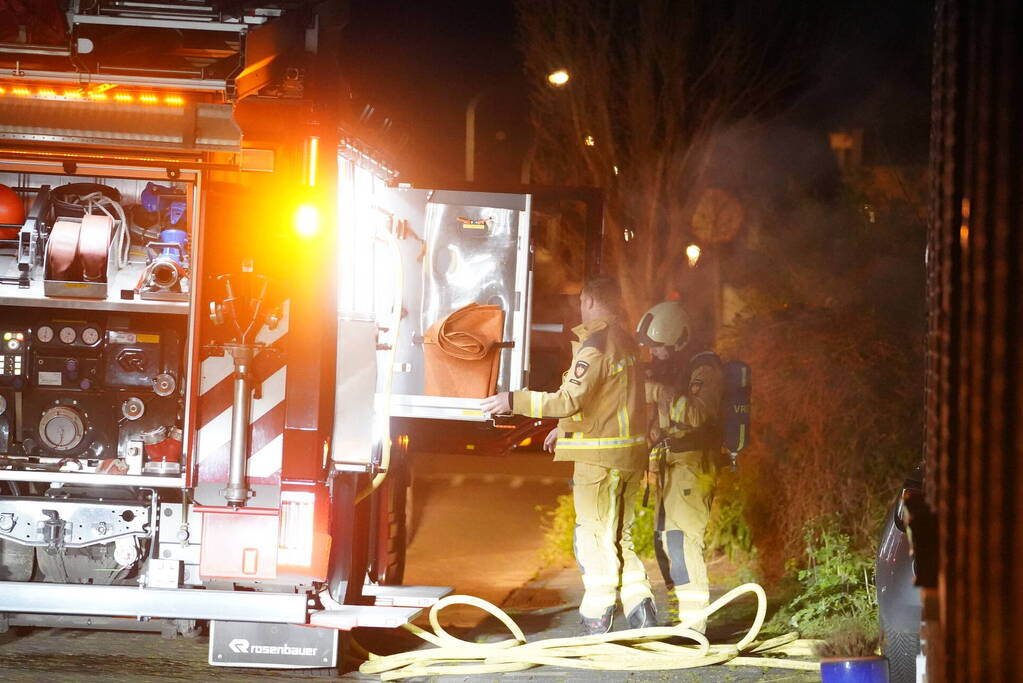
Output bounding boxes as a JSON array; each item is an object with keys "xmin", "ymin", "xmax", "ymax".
[{"xmin": 512, "ymin": 318, "xmax": 647, "ymax": 471}]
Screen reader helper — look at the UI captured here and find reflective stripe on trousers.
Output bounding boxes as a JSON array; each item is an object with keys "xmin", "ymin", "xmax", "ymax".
[
  {"xmin": 572, "ymin": 462, "xmax": 653, "ymax": 619},
  {"xmin": 654, "ymin": 457, "xmax": 712, "ymax": 624}
]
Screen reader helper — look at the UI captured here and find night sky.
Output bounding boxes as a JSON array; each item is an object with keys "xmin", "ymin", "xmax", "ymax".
[
  {"xmin": 339, "ymin": 1, "xmax": 932, "ymax": 184},
  {"xmin": 339, "ymin": 0, "xmax": 524, "ymax": 183}
]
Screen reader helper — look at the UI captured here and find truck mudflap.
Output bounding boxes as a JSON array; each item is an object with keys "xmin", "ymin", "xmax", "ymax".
[{"xmin": 209, "ymin": 621, "xmax": 337, "ymax": 669}]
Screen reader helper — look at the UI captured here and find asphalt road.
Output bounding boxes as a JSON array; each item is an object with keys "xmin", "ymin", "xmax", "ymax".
[{"xmin": 0, "ymin": 452, "xmax": 816, "ymax": 682}]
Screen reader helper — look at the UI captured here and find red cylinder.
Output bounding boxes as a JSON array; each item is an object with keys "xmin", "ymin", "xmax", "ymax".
[{"xmin": 0, "ymin": 184, "xmax": 24, "ymax": 239}]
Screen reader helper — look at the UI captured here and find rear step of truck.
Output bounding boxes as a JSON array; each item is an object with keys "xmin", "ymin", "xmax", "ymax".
[
  {"xmin": 310, "ymin": 605, "xmax": 421, "ymax": 630},
  {"xmin": 363, "ymin": 584, "xmax": 453, "ymax": 608},
  {"xmin": 310, "ymin": 584, "xmax": 453, "ymax": 630}
]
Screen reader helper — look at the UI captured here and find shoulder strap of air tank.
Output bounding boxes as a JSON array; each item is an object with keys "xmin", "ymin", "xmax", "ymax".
[{"xmin": 688, "ymin": 350, "xmax": 722, "ymax": 373}]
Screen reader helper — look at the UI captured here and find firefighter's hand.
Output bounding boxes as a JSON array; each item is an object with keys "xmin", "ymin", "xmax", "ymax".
[
  {"xmin": 481, "ymin": 391, "xmax": 512, "ymax": 415},
  {"xmin": 648, "ymin": 426, "xmax": 664, "ymax": 447},
  {"xmin": 543, "ymin": 427, "xmax": 558, "ymax": 453}
]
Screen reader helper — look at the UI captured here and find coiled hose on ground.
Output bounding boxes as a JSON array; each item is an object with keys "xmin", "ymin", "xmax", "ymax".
[{"xmin": 354, "ymin": 583, "xmax": 820, "ymax": 680}]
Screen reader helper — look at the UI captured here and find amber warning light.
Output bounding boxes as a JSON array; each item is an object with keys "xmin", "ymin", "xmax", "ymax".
[{"xmin": 0, "ymin": 84, "xmax": 185, "ymax": 106}]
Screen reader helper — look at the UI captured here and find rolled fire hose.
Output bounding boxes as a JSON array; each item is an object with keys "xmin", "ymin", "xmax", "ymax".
[
  {"xmin": 47, "ymin": 220, "xmax": 82, "ymax": 279},
  {"xmin": 78, "ymin": 214, "xmax": 113, "ymax": 281},
  {"xmin": 354, "ymin": 227, "xmax": 404, "ymax": 503},
  {"xmin": 356, "ymin": 583, "xmax": 821, "ymax": 680},
  {"xmin": 433, "ymin": 309, "xmax": 492, "ymax": 360},
  {"xmin": 47, "ymin": 215, "xmax": 114, "ymax": 282},
  {"xmin": 75, "ymin": 189, "xmax": 129, "ymax": 269}
]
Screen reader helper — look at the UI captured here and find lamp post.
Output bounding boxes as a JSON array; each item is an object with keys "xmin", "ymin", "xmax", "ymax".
[
  {"xmin": 464, "ymin": 87, "xmax": 495, "ymax": 183},
  {"xmin": 519, "ymin": 69, "xmax": 571, "ymax": 184}
]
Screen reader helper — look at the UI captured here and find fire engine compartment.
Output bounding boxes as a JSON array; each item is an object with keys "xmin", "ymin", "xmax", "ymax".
[{"xmin": 0, "ymin": 166, "xmax": 196, "ymax": 484}]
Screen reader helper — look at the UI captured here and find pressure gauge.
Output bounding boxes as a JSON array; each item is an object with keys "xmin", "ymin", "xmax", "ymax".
[
  {"xmin": 81, "ymin": 327, "xmax": 101, "ymax": 345},
  {"xmin": 58, "ymin": 326, "xmax": 76, "ymax": 344},
  {"xmin": 39, "ymin": 405, "xmax": 86, "ymax": 452},
  {"xmin": 37, "ymin": 325, "xmax": 54, "ymax": 343}
]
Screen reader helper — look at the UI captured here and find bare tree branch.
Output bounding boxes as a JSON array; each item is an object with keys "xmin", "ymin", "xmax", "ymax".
[{"xmin": 517, "ymin": 0, "xmax": 818, "ymax": 320}]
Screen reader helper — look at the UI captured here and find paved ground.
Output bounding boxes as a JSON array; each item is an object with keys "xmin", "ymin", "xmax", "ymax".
[{"xmin": 0, "ymin": 453, "xmax": 817, "ymax": 682}]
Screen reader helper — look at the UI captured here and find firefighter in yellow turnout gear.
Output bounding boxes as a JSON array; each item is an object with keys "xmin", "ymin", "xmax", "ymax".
[
  {"xmin": 637, "ymin": 301, "xmax": 723, "ymax": 632},
  {"xmin": 482, "ymin": 278, "xmax": 655, "ymax": 634}
]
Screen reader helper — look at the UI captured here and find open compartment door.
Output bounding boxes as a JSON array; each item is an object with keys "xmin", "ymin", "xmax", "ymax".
[
  {"xmin": 398, "ymin": 190, "xmax": 532, "ymax": 420},
  {"xmin": 335, "ymin": 157, "xmax": 532, "ymax": 425}
]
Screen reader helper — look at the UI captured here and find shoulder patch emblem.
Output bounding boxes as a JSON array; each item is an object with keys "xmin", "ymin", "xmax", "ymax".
[{"xmin": 574, "ymin": 360, "xmax": 590, "ymax": 379}]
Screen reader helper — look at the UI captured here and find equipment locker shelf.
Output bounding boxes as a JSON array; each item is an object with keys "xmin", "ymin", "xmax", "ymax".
[{"xmin": 0, "ymin": 258, "xmax": 190, "ymax": 315}]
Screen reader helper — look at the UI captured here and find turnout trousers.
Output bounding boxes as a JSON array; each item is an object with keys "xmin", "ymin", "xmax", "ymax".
[
  {"xmin": 655, "ymin": 452, "xmax": 713, "ymax": 630},
  {"xmin": 572, "ymin": 462, "xmax": 654, "ymax": 622}
]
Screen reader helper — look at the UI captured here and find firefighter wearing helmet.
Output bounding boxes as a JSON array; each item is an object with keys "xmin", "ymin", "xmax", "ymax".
[{"xmin": 637, "ymin": 300, "xmax": 723, "ymax": 631}]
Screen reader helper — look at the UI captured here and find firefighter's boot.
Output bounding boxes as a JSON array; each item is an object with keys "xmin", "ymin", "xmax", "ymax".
[
  {"xmin": 626, "ymin": 597, "xmax": 658, "ymax": 629},
  {"xmin": 581, "ymin": 605, "xmax": 615, "ymax": 635}
]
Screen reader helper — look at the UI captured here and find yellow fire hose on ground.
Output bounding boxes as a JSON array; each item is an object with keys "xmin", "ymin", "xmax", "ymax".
[{"xmin": 354, "ymin": 583, "xmax": 820, "ymax": 680}]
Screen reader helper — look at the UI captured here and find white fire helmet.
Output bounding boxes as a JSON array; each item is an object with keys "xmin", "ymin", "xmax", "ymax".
[{"xmin": 636, "ymin": 301, "xmax": 691, "ymax": 352}]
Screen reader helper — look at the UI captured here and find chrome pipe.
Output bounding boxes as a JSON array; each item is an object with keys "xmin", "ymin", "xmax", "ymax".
[{"xmin": 221, "ymin": 345, "xmax": 254, "ymax": 506}]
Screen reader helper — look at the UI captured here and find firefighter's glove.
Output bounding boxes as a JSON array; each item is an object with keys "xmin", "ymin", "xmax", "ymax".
[{"xmin": 481, "ymin": 391, "xmax": 511, "ymax": 415}]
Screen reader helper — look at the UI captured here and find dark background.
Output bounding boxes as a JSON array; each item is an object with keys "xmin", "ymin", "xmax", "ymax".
[{"xmin": 339, "ymin": 1, "xmax": 932, "ymax": 184}]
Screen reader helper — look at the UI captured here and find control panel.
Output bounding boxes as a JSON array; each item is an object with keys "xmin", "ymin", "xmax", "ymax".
[
  {"xmin": 0, "ymin": 308, "xmax": 185, "ymax": 471},
  {"xmin": 0, "ymin": 330, "xmax": 27, "ymax": 380}
]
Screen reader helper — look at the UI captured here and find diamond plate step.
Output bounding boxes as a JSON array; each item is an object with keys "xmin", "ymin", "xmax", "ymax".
[
  {"xmin": 362, "ymin": 584, "xmax": 453, "ymax": 608},
  {"xmin": 309, "ymin": 605, "xmax": 421, "ymax": 631}
]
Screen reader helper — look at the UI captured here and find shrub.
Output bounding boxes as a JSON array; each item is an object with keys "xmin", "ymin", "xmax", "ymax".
[
  {"xmin": 717, "ymin": 177, "xmax": 924, "ymax": 577},
  {"xmin": 537, "ymin": 493, "xmax": 576, "ymax": 566},
  {"xmin": 767, "ymin": 517, "xmax": 878, "ymax": 638},
  {"xmin": 537, "ymin": 487, "xmax": 659, "ymax": 566},
  {"xmin": 705, "ymin": 469, "xmax": 755, "ymax": 562}
]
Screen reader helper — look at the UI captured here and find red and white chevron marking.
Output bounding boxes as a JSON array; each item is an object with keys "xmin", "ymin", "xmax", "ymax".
[{"xmin": 195, "ymin": 302, "xmax": 289, "ymax": 485}]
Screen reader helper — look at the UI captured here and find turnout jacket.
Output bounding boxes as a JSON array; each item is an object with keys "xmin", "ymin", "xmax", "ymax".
[
  {"xmin": 654, "ymin": 351, "xmax": 724, "ymax": 465},
  {"xmin": 512, "ymin": 318, "xmax": 647, "ymax": 471}
]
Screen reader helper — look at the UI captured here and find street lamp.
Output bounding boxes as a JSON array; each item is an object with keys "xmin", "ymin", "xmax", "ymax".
[
  {"xmin": 464, "ymin": 88, "xmax": 492, "ymax": 182},
  {"xmin": 465, "ymin": 82, "xmax": 513, "ymax": 182},
  {"xmin": 686, "ymin": 243, "xmax": 701, "ymax": 267},
  {"xmin": 521, "ymin": 70, "xmax": 572, "ymax": 184},
  {"xmin": 547, "ymin": 69, "xmax": 570, "ymax": 86}
]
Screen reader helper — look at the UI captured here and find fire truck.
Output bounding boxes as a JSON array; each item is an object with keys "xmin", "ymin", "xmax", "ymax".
[{"xmin": 0, "ymin": 1, "xmax": 602, "ymax": 670}]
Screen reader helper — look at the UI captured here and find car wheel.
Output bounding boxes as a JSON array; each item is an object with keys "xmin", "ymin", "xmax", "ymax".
[{"xmin": 883, "ymin": 627, "xmax": 920, "ymax": 683}]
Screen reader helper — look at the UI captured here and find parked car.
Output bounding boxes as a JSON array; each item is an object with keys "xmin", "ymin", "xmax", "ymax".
[{"xmin": 876, "ymin": 466, "xmax": 924, "ymax": 683}]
